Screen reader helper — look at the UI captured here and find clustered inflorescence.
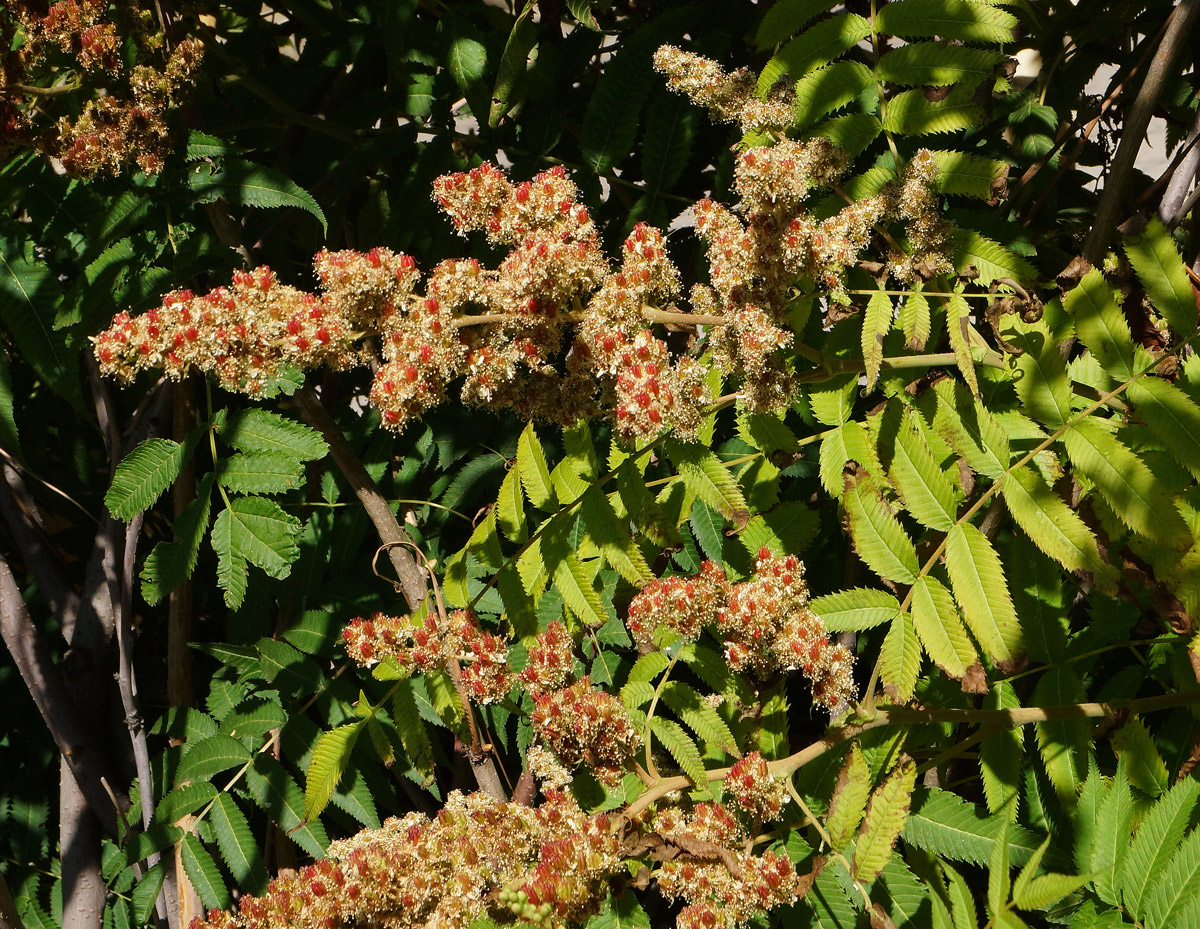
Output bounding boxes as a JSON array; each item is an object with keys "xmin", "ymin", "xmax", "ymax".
[
  {"xmin": 1, "ymin": 1, "xmax": 203, "ymax": 176},
  {"xmin": 648, "ymin": 801, "xmax": 805, "ymax": 929},
  {"xmin": 187, "ymin": 790, "xmax": 622, "ymax": 929},
  {"xmin": 626, "ymin": 549, "xmax": 854, "ymax": 711},
  {"xmin": 94, "ymin": 47, "xmax": 956, "ymax": 439}
]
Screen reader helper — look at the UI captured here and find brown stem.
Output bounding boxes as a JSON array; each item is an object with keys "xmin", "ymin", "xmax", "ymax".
[
  {"xmin": 1081, "ymin": 0, "xmax": 1200, "ymax": 265},
  {"xmin": 622, "ymin": 689, "xmax": 1200, "ymax": 819},
  {"xmin": 167, "ymin": 379, "xmax": 198, "ymax": 708},
  {"xmin": 293, "ymin": 388, "xmax": 428, "ymax": 608},
  {"xmin": 292, "ymin": 387, "xmax": 508, "ymax": 799}
]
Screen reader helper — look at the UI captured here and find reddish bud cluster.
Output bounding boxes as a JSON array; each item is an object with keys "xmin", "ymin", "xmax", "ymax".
[
  {"xmin": 626, "ymin": 560, "xmax": 728, "ymax": 647},
  {"xmin": 718, "ymin": 550, "xmax": 854, "ymax": 711},
  {"xmin": 723, "ymin": 752, "xmax": 786, "ymax": 822},
  {"xmin": 188, "ymin": 790, "xmax": 620, "ymax": 929},
  {"xmin": 627, "ymin": 552, "xmax": 853, "ymax": 712},
  {"xmin": 342, "ymin": 609, "xmax": 511, "ymax": 704},
  {"xmin": 4, "ymin": 2, "xmax": 203, "ymax": 175},
  {"xmin": 519, "ymin": 620, "xmax": 576, "ymax": 697},
  {"xmin": 530, "ymin": 678, "xmax": 641, "ymax": 777},
  {"xmin": 650, "ymin": 802, "xmax": 803, "ymax": 929}
]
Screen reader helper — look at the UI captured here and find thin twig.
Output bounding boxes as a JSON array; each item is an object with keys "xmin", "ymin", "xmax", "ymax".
[{"xmin": 1081, "ymin": 0, "xmax": 1200, "ymax": 264}]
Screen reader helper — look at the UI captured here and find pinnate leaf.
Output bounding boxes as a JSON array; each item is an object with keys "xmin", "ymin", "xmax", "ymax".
[
  {"xmin": 945, "ymin": 523, "xmax": 1021, "ymax": 668},
  {"xmin": 811, "ymin": 587, "xmax": 901, "ymax": 632},
  {"xmin": 220, "ymin": 409, "xmax": 327, "ymax": 462},
  {"xmin": 875, "ymin": 0, "xmax": 1018, "ymax": 44},
  {"xmin": 305, "ymin": 721, "xmax": 364, "ymax": 821},
  {"xmin": 650, "ymin": 717, "xmax": 707, "ymax": 789},
  {"xmin": 1122, "ymin": 777, "xmax": 1200, "ymax": 920},
  {"xmin": 180, "ymin": 834, "xmax": 230, "ymax": 910},
  {"xmin": 211, "ymin": 793, "xmax": 268, "ymax": 894},
  {"xmin": 1124, "ymin": 217, "xmax": 1198, "ymax": 335},
  {"xmin": 1063, "ymin": 418, "xmax": 1190, "ymax": 548},
  {"xmin": 105, "ymin": 438, "xmax": 191, "ymax": 520},
  {"xmin": 853, "ymin": 757, "xmax": 917, "ymax": 883},
  {"xmin": 844, "ymin": 476, "xmax": 919, "ymax": 584},
  {"xmin": 141, "ymin": 473, "xmax": 214, "ymax": 604},
  {"xmin": 826, "ymin": 744, "xmax": 872, "ymax": 851},
  {"xmin": 911, "ymin": 575, "xmax": 976, "ymax": 680}
]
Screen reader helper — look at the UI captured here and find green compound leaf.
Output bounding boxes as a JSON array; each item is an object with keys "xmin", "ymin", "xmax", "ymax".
[
  {"xmin": 582, "ymin": 486, "xmax": 653, "ymax": 585},
  {"xmin": 952, "ymin": 229, "xmax": 1036, "ymax": 287},
  {"xmin": 179, "ymin": 834, "xmax": 230, "ymax": 911},
  {"xmin": 667, "ymin": 440, "xmax": 748, "ymax": 520},
  {"xmin": 758, "ymin": 13, "xmax": 871, "ymax": 94},
  {"xmin": 105, "ymin": 438, "xmax": 190, "ymax": 521},
  {"xmin": 305, "ymin": 720, "xmax": 364, "ymax": 822},
  {"xmin": 1007, "ymin": 324, "xmax": 1072, "ymax": 429},
  {"xmin": 1091, "ymin": 759, "xmax": 1133, "ymax": 905},
  {"xmin": 660, "ymin": 681, "xmax": 738, "ymax": 755},
  {"xmin": 911, "ymin": 575, "xmax": 977, "ymax": 680},
  {"xmin": 853, "ymin": 757, "xmax": 917, "ymax": 884},
  {"xmin": 141, "ymin": 472, "xmax": 214, "ymax": 605},
  {"xmin": 878, "ymin": 404, "xmax": 959, "ymax": 532},
  {"xmin": 1126, "ymin": 375, "xmax": 1200, "ymax": 482},
  {"xmin": 844, "ymin": 476, "xmax": 918, "ymax": 584},
  {"xmin": 155, "ymin": 782, "xmax": 218, "ymax": 827},
  {"xmin": 1064, "ymin": 268, "xmax": 1135, "ymax": 380},
  {"xmin": 1145, "ymin": 825, "xmax": 1200, "ymax": 929},
  {"xmin": 932, "ymin": 150, "xmax": 1009, "ymax": 199},
  {"xmin": 901, "ymin": 290, "xmax": 931, "ymax": 350},
  {"xmin": 217, "ymin": 452, "xmax": 304, "ymax": 495},
  {"xmin": 1000, "ymin": 465, "xmax": 1118, "ymax": 589},
  {"xmin": 881, "ymin": 612, "xmax": 921, "ymax": 703},
  {"xmin": 945, "ymin": 523, "xmax": 1021, "ymax": 668},
  {"xmin": 755, "ymin": 0, "xmax": 838, "ymax": 49},
  {"xmin": 211, "ymin": 496, "xmax": 302, "ymax": 608},
  {"xmin": 220, "ymin": 409, "xmax": 328, "ymax": 462},
  {"xmin": 1012, "ymin": 838, "xmax": 1090, "ymax": 912},
  {"xmin": 792, "ymin": 61, "xmax": 874, "ymax": 130},
  {"xmin": 903, "ymin": 787, "xmax": 1044, "ymax": 867},
  {"xmin": 1122, "ymin": 777, "xmax": 1200, "ymax": 920},
  {"xmin": 496, "ymin": 461, "xmax": 528, "ymax": 542},
  {"xmin": 542, "ymin": 534, "xmax": 606, "ymax": 628},
  {"xmin": 1032, "ymin": 664, "xmax": 1088, "ymax": 808},
  {"xmin": 1111, "ymin": 717, "xmax": 1168, "ymax": 798},
  {"xmin": 210, "ymin": 793, "xmax": 268, "ymax": 895},
  {"xmin": 737, "ymin": 411, "xmax": 800, "ymax": 455},
  {"xmin": 649, "ymin": 716, "xmax": 708, "ymax": 790},
  {"xmin": 882, "ymin": 86, "xmax": 983, "ymax": 137},
  {"xmin": 175, "ymin": 733, "xmax": 252, "ymax": 787},
  {"xmin": 874, "ymin": 0, "xmax": 1018, "ymax": 44},
  {"xmin": 878, "ymin": 43, "xmax": 1008, "ymax": 87},
  {"xmin": 1063, "ymin": 418, "xmax": 1191, "ymax": 548},
  {"xmin": 826, "ymin": 745, "xmax": 872, "ymax": 851},
  {"xmin": 978, "ymin": 681, "xmax": 1022, "ymax": 818},
  {"xmin": 392, "ymin": 677, "xmax": 436, "ymax": 784},
  {"xmin": 861, "ymin": 289, "xmax": 893, "ymax": 391},
  {"xmin": 187, "ymin": 159, "xmax": 327, "ymax": 235},
  {"xmin": 517, "ymin": 422, "xmax": 556, "ymax": 510},
  {"xmin": 244, "ymin": 755, "xmax": 329, "ymax": 858},
  {"xmin": 811, "ymin": 587, "xmax": 901, "ymax": 632},
  {"xmin": 1124, "ymin": 217, "xmax": 1197, "ymax": 335},
  {"xmin": 804, "ymin": 112, "xmax": 883, "ymax": 158}
]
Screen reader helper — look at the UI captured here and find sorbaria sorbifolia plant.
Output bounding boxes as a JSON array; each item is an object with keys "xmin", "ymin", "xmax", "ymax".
[{"xmin": 4, "ymin": 2, "xmax": 1200, "ymax": 929}]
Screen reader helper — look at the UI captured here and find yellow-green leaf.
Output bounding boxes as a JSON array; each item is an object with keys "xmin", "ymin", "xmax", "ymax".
[
  {"xmin": 910, "ymin": 575, "xmax": 976, "ymax": 680},
  {"xmin": 827, "ymin": 745, "xmax": 872, "ymax": 851},
  {"xmin": 853, "ymin": 757, "xmax": 918, "ymax": 884},
  {"xmin": 881, "ymin": 612, "xmax": 921, "ymax": 703},
  {"xmin": 945, "ymin": 523, "xmax": 1021, "ymax": 668},
  {"xmin": 517, "ymin": 423, "xmax": 556, "ymax": 510},
  {"xmin": 844, "ymin": 476, "xmax": 919, "ymax": 584}
]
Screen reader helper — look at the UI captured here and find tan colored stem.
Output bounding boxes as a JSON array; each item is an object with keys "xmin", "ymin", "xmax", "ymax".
[{"xmin": 622, "ymin": 689, "xmax": 1200, "ymax": 819}]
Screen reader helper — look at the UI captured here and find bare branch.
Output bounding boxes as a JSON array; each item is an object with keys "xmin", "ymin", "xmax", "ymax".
[{"xmin": 0, "ymin": 554, "xmax": 120, "ymax": 837}]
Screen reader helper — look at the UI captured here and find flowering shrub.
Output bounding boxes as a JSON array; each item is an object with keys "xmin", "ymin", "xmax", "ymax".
[{"xmin": 3, "ymin": 5, "xmax": 1200, "ymax": 929}]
